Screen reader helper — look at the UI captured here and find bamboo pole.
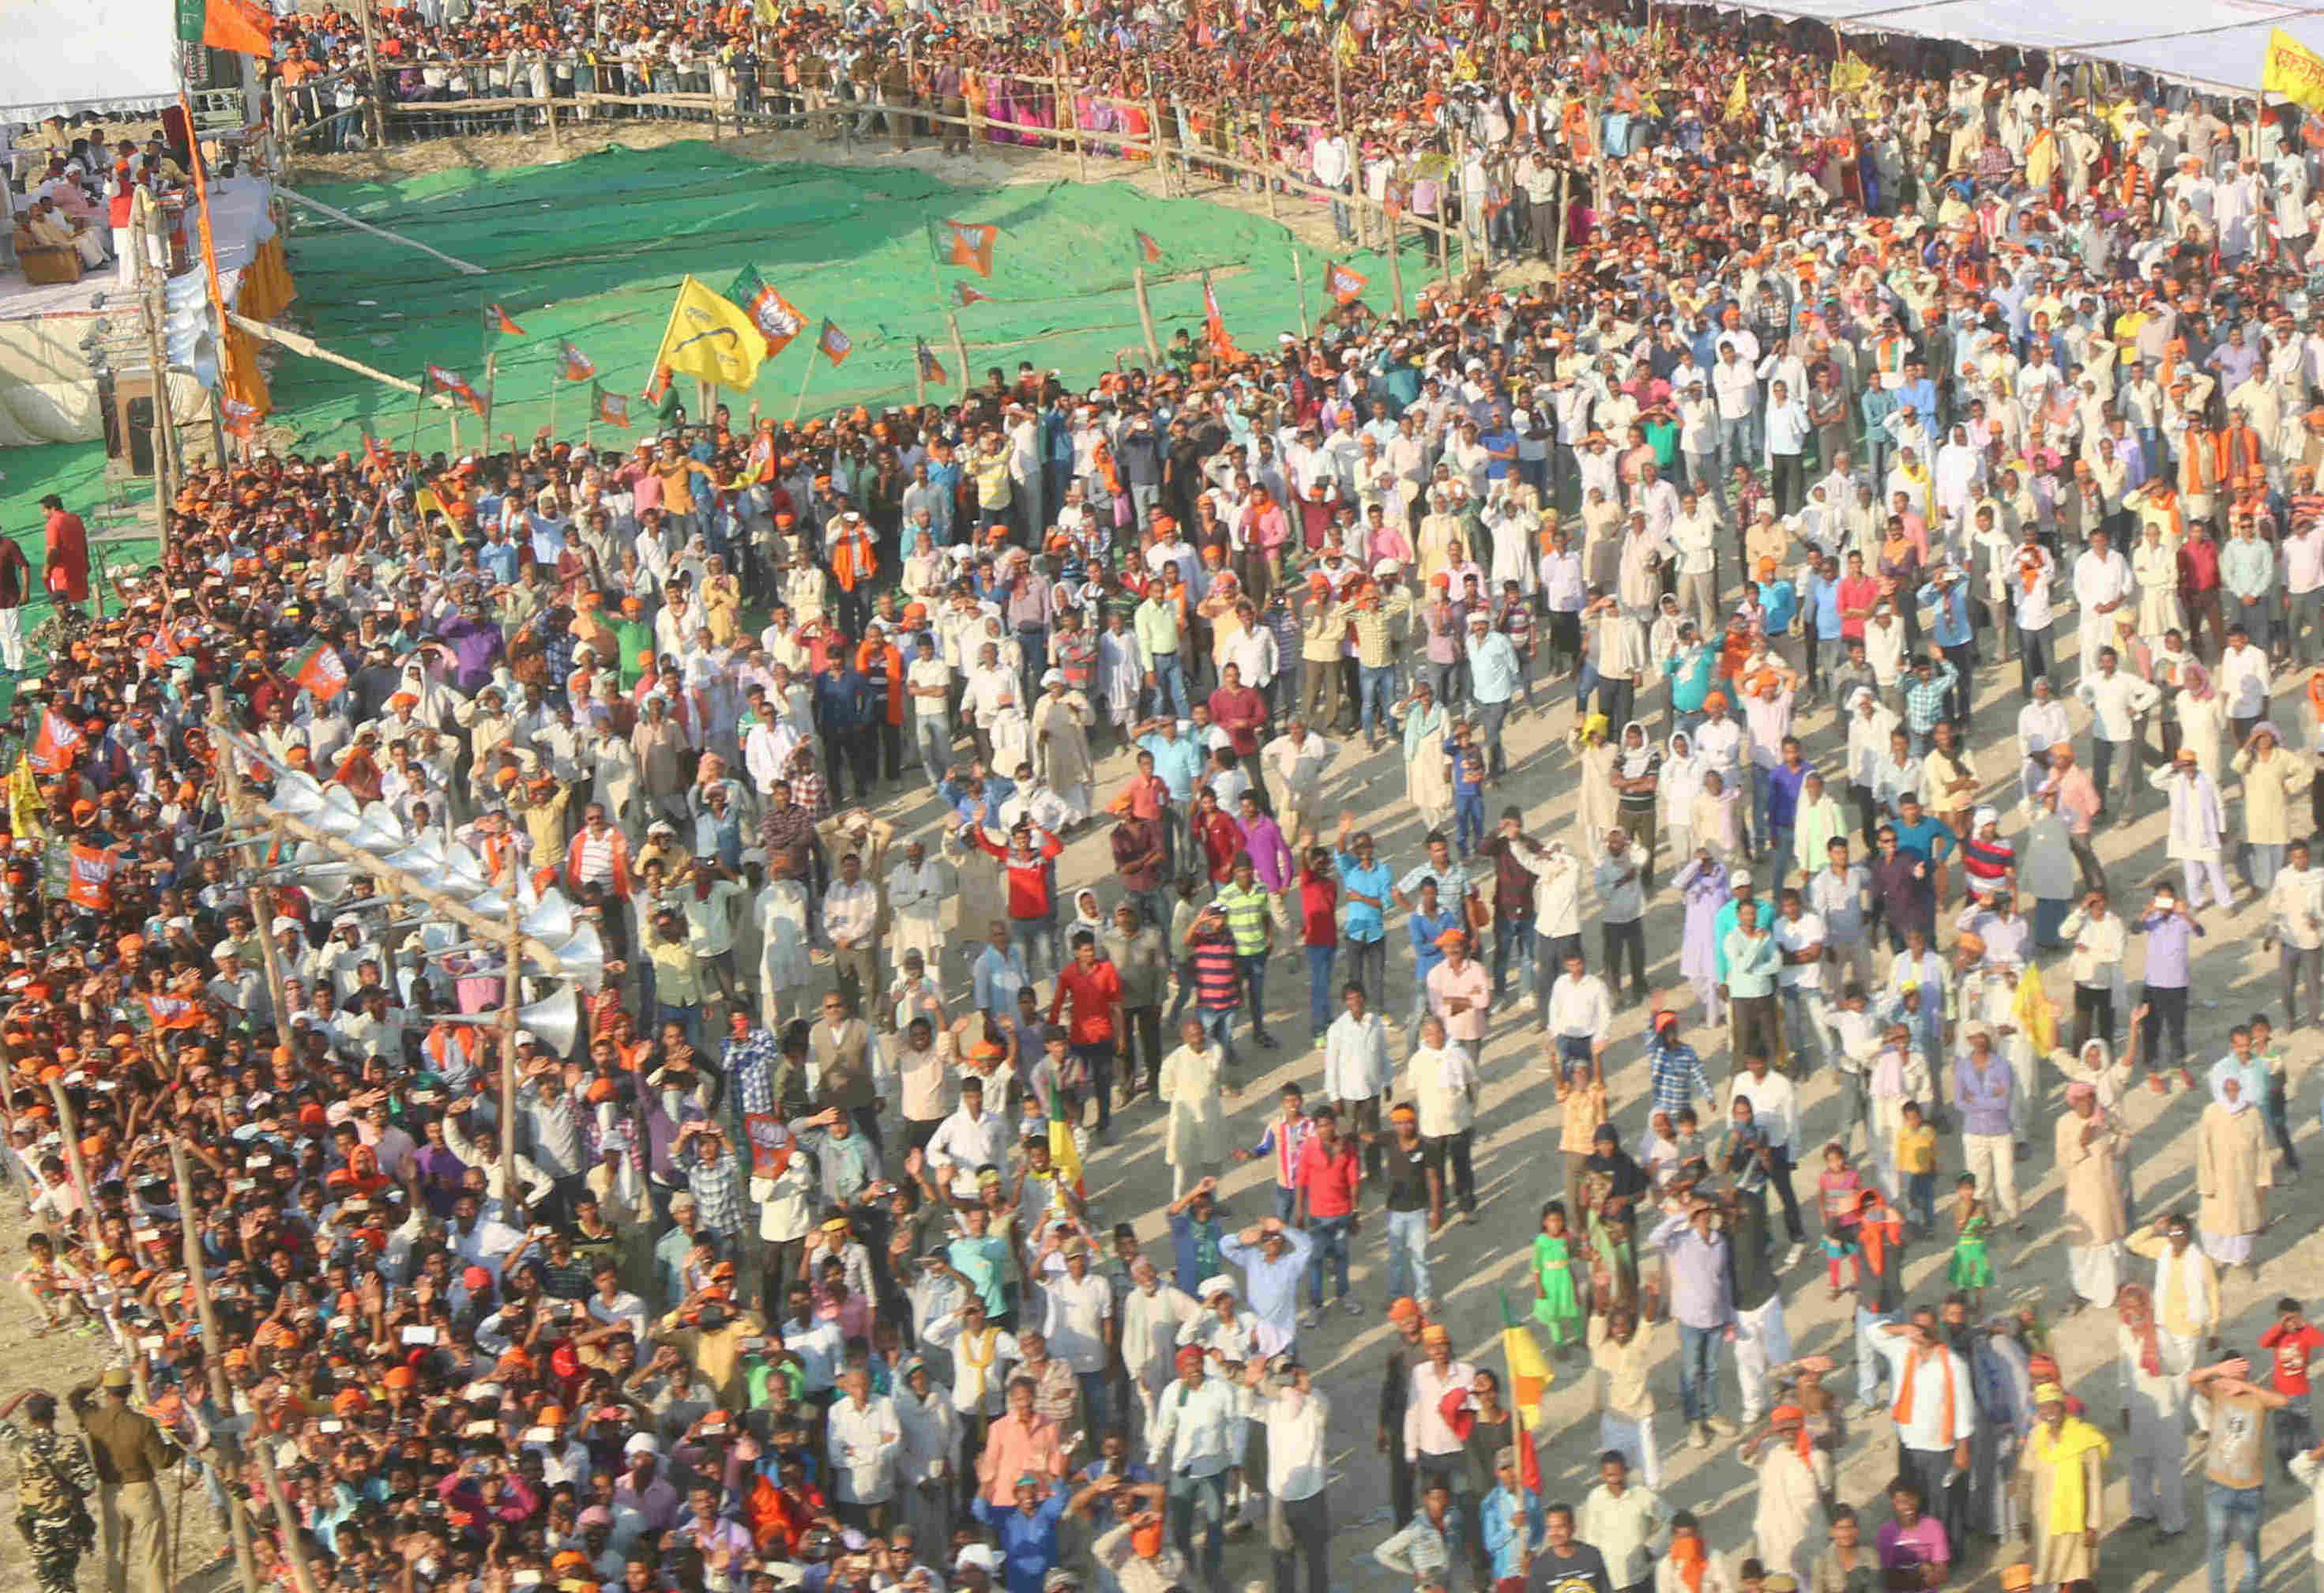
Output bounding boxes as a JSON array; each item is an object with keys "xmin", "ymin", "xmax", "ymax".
[
  {"xmin": 45, "ymin": 1080, "xmax": 94, "ymax": 1224},
  {"xmin": 787, "ymin": 351, "xmax": 821, "ymax": 424},
  {"xmin": 1387, "ymin": 206, "xmax": 1404, "ymax": 317},
  {"xmin": 1290, "ymin": 247, "xmax": 1310, "ymax": 337},
  {"xmin": 1060, "ymin": 54, "xmax": 1087, "ymax": 184},
  {"xmin": 169, "ymin": 1140, "xmax": 266, "ymax": 1593},
  {"xmin": 1147, "ymin": 78, "xmax": 1171, "ymax": 196},
  {"xmin": 1132, "ymin": 265, "xmax": 1163, "ymax": 364},
  {"xmin": 228, "ymin": 313, "xmax": 451, "ymax": 403},
  {"xmin": 1554, "ymin": 169, "xmax": 1569, "ymax": 277},
  {"xmin": 272, "ymin": 184, "xmax": 489, "ymax": 274},
  {"xmin": 211, "ymin": 697, "xmax": 296, "ymax": 1040},
  {"xmin": 254, "ymin": 1443, "xmax": 324, "ymax": 1593},
  {"xmin": 500, "ymin": 894, "xmax": 522, "ymax": 1218},
  {"xmin": 943, "ymin": 305, "xmax": 972, "ymax": 403},
  {"xmin": 355, "ymin": 0, "xmax": 386, "ymax": 147}
]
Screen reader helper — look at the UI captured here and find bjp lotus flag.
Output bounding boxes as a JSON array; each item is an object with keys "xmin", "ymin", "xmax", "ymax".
[
  {"xmin": 816, "ymin": 318, "xmax": 853, "ymax": 367},
  {"xmin": 952, "ymin": 282, "xmax": 994, "ymax": 308},
  {"xmin": 2266, "ymin": 29, "xmax": 2324, "ymax": 115},
  {"xmin": 932, "ymin": 218, "xmax": 999, "ymax": 277},
  {"xmin": 485, "ymin": 303, "xmax": 525, "ymax": 337},
  {"xmin": 64, "ymin": 843, "xmax": 118, "ymax": 913},
  {"xmin": 425, "ymin": 363, "xmax": 486, "ymax": 416},
  {"xmin": 1499, "ymin": 1290, "xmax": 1553, "ymax": 1493},
  {"xmin": 1324, "ymin": 261, "xmax": 1368, "ymax": 303},
  {"xmin": 1201, "ymin": 274, "xmax": 1240, "ymax": 360},
  {"xmin": 1134, "ymin": 228, "xmax": 1164, "ymax": 264},
  {"xmin": 916, "ymin": 339, "xmax": 949, "ymax": 386},
  {"xmin": 220, "ymin": 395, "xmax": 261, "ymax": 439},
  {"xmin": 592, "ymin": 384, "xmax": 632, "ymax": 429},
  {"xmin": 288, "ymin": 638, "xmax": 349, "ymax": 702},
  {"xmin": 28, "ymin": 709, "xmax": 84, "ymax": 775},
  {"xmin": 557, "ymin": 341, "xmax": 596, "ymax": 382},
  {"xmin": 725, "ymin": 265, "xmax": 808, "ymax": 357}
]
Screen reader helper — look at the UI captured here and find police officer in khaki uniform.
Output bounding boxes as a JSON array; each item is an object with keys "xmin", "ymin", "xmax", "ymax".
[{"xmin": 67, "ymin": 1367, "xmax": 175, "ymax": 1593}]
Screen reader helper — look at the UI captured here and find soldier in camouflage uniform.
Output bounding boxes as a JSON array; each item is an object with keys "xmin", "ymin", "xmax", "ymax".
[{"xmin": 1, "ymin": 1387, "xmax": 98, "ymax": 1593}]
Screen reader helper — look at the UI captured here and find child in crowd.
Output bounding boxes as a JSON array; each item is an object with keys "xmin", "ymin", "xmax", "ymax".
[{"xmin": 1895, "ymin": 1099, "xmax": 1938, "ymax": 1230}]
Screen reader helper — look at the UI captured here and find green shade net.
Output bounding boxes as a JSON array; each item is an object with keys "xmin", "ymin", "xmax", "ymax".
[{"xmin": 3, "ymin": 141, "xmax": 1432, "ymax": 646}]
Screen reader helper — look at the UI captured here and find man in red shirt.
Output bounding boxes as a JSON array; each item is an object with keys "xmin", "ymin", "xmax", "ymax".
[
  {"xmin": 968, "ymin": 818, "xmax": 1066, "ymax": 978},
  {"xmin": 2258, "ymin": 1296, "xmax": 2324, "ymax": 1463},
  {"xmin": 1047, "ymin": 931, "xmax": 1124, "ymax": 1136},
  {"xmin": 1205, "ymin": 661, "xmax": 1269, "ymax": 758},
  {"xmin": 1292, "ymin": 1107, "xmax": 1363, "ymax": 1324},
  {"xmin": 39, "ymin": 495, "xmax": 88, "ymax": 611}
]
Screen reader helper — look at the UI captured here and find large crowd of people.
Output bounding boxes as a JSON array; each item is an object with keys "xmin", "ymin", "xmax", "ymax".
[{"xmin": 17, "ymin": 3, "xmax": 2324, "ymax": 1593}]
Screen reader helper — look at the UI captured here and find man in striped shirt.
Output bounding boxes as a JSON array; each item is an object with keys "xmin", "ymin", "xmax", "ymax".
[
  {"xmin": 1185, "ymin": 905, "xmax": 1247, "ymax": 1067},
  {"xmin": 1212, "ymin": 855, "xmax": 1279, "ymax": 1051}
]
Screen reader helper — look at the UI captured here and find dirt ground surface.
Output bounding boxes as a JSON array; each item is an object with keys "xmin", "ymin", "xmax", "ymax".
[{"xmin": 3, "ymin": 119, "xmax": 2317, "ymax": 1593}]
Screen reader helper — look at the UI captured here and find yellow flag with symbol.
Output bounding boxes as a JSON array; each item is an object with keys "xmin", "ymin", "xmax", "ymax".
[
  {"xmin": 651, "ymin": 274, "xmax": 767, "ymax": 394},
  {"xmin": 2266, "ymin": 28, "xmax": 2324, "ymax": 114}
]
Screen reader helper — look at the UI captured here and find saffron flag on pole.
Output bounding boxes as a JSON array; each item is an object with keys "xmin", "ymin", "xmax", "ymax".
[
  {"xmin": 1134, "ymin": 228, "xmax": 1164, "ymax": 264},
  {"xmin": 931, "ymin": 218, "xmax": 999, "ymax": 277},
  {"xmin": 2266, "ymin": 28, "xmax": 2324, "ymax": 114},
  {"xmin": 1324, "ymin": 261, "xmax": 1368, "ymax": 303},
  {"xmin": 816, "ymin": 318, "xmax": 853, "ymax": 367},
  {"xmin": 650, "ymin": 275, "xmax": 767, "ymax": 394},
  {"xmin": 425, "ymin": 363, "xmax": 486, "ymax": 416},
  {"xmin": 28, "ymin": 709, "xmax": 84, "ymax": 775},
  {"xmin": 724, "ymin": 265, "xmax": 809, "ymax": 356},
  {"xmin": 592, "ymin": 385, "xmax": 632, "ymax": 429},
  {"xmin": 1201, "ymin": 274, "xmax": 1241, "ymax": 360},
  {"xmin": 1498, "ymin": 1290, "xmax": 1552, "ymax": 1494},
  {"xmin": 195, "ymin": 0, "xmax": 273, "ymax": 57},
  {"xmin": 557, "ymin": 341, "xmax": 596, "ymax": 382},
  {"xmin": 916, "ymin": 339, "xmax": 949, "ymax": 386},
  {"xmin": 220, "ymin": 396, "xmax": 261, "ymax": 439},
  {"xmin": 485, "ymin": 302, "xmax": 525, "ymax": 337},
  {"xmin": 288, "ymin": 638, "xmax": 350, "ymax": 702},
  {"xmin": 952, "ymin": 282, "xmax": 995, "ymax": 308}
]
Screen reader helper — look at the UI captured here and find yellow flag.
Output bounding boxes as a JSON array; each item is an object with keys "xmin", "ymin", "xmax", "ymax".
[
  {"xmin": 2266, "ymin": 29, "xmax": 2324, "ymax": 115},
  {"xmin": 1829, "ymin": 51, "xmax": 1873, "ymax": 98},
  {"xmin": 7, "ymin": 755, "xmax": 44, "ymax": 841},
  {"xmin": 1725, "ymin": 68, "xmax": 1750, "ymax": 122},
  {"xmin": 652, "ymin": 274, "xmax": 767, "ymax": 394}
]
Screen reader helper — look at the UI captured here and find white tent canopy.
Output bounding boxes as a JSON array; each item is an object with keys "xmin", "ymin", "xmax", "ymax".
[
  {"xmin": 0, "ymin": 0, "xmax": 181, "ymax": 121},
  {"xmin": 1664, "ymin": 0, "xmax": 2324, "ymax": 96}
]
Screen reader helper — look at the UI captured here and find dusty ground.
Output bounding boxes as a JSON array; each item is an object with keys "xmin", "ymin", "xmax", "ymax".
[{"xmin": 5, "ymin": 115, "xmax": 2316, "ymax": 1593}]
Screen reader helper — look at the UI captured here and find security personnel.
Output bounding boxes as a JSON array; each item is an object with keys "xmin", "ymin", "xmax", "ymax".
[
  {"xmin": 69, "ymin": 1367, "xmax": 175, "ymax": 1593},
  {"xmin": 0, "ymin": 1387, "xmax": 98, "ymax": 1593}
]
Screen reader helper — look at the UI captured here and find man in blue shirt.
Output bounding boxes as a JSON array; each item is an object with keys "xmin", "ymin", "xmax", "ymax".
[
  {"xmin": 972, "ymin": 1474, "xmax": 1072, "ymax": 1593},
  {"xmin": 1404, "ymin": 878, "xmax": 1462, "ymax": 1052},
  {"xmin": 1333, "ymin": 818, "xmax": 1396, "ymax": 1011},
  {"xmin": 1915, "ymin": 563, "xmax": 1978, "ymax": 721},
  {"xmin": 1136, "ymin": 719, "xmax": 1204, "ymax": 804},
  {"xmin": 813, "ymin": 654, "xmax": 877, "ymax": 805},
  {"xmin": 1465, "ymin": 611, "xmax": 1522, "ymax": 775}
]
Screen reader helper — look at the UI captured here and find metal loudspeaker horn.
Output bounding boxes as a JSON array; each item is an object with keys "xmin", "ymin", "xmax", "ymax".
[
  {"xmin": 343, "ymin": 804, "xmax": 409, "ymax": 855},
  {"xmin": 423, "ymin": 890, "xmax": 577, "ymax": 962},
  {"xmin": 434, "ymin": 985, "xmax": 581, "ymax": 1055},
  {"xmin": 526, "ymin": 923, "xmax": 604, "ymax": 989},
  {"xmin": 269, "ymin": 772, "xmax": 364, "ymax": 838},
  {"xmin": 382, "ymin": 833, "xmax": 448, "ymax": 876}
]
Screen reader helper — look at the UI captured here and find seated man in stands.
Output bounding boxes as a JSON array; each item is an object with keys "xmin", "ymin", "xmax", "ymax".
[{"xmin": 20, "ymin": 194, "xmax": 108, "ymax": 272}]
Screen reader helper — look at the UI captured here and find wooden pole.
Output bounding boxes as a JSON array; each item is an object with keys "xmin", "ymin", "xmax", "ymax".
[
  {"xmin": 1060, "ymin": 55, "xmax": 1087, "ymax": 184},
  {"xmin": 1132, "ymin": 265, "xmax": 1163, "ymax": 364},
  {"xmin": 228, "ymin": 313, "xmax": 450, "ymax": 401},
  {"xmin": 1290, "ymin": 246, "xmax": 1310, "ymax": 337},
  {"xmin": 272, "ymin": 184, "xmax": 490, "ymax": 274},
  {"xmin": 169, "ymin": 1140, "xmax": 266, "ymax": 1593},
  {"xmin": 1147, "ymin": 78, "xmax": 1170, "ymax": 195},
  {"xmin": 1553, "ymin": 168, "xmax": 1569, "ymax": 277},
  {"xmin": 1332, "ymin": 49, "xmax": 1345, "ymax": 130},
  {"xmin": 45, "ymin": 1080, "xmax": 94, "ymax": 1225},
  {"xmin": 943, "ymin": 305, "xmax": 972, "ymax": 403},
  {"xmin": 355, "ymin": 0, "xmax": 386, "ymax": 148},
  {"xmin": 254, "ymin": 1443, "xmax": 324, "ymax": 1593},
  {"xmin": 500, "ymin": 894, "xmax": 522, "ymax": 1219},
  {"xmin": 1387, "ymin": 206, "xmax": 1404, "ymax": 317},
  {"xmin": 787, "ymin": 351, "xmax": 821, "ymax": 424}
]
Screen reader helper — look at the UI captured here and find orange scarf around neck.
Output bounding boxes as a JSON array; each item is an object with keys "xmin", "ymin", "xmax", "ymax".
[{"xmin": 1891, "ymin": 1341, "xmax": 1956, "ymax": 1437}]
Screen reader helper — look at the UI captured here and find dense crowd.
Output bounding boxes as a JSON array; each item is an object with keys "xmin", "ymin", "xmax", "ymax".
[{"xmin": 19, "ymin": 4, "xmax": 2324, "ymax": 1593}]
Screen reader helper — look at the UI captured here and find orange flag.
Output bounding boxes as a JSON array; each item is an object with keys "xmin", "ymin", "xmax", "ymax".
[
  {"xmin": 203, "ymin": 0, "xmax": 273, "ymax": 57},
  {"xmin": 1201, "ymin": 275, "xmax": 1240, "ymax": 360}
]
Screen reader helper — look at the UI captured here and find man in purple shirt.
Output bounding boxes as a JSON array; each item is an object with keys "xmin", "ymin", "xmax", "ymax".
[
  {"xmin": 1649, "ymin": 1198, "xmax": 1735, "ymax": 1448},
  {"xmin": 435, "ymin": 603, "xmax": 506, "ymax": 694},
  {"xmin": 1867, "ymin": 825, "xmax": 1935, "ymax": 951},
  {"xmin": 1951, "ymin": 1023, "xmax": 2019, "ymax": 1229},
  {"xmin": 2137, "ymin": 887, "xmax": 2205, "ymax": 1084},
  {"xmin": 1234, "ymin": 790, "xmax": 1294, "ymax": 894}
]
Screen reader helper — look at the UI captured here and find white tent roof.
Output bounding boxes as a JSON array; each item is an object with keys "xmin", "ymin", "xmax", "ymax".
[
  {"xmin": 1665, "ymin": 0, "xmax": 2324, "ymax": 95},
  {"xmin": 0, "ymin": 1, "xmax": 181, "ymax": 121}
]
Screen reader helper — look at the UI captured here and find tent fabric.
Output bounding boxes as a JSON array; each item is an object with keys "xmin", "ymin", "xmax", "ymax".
[
  {"xmin": 1663, "ymin": 0, "xmax": 2324, "ymax": 95},
  {"xmin": 0, "ymin": 3, "xmax": 181, "ymax": 119}
]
